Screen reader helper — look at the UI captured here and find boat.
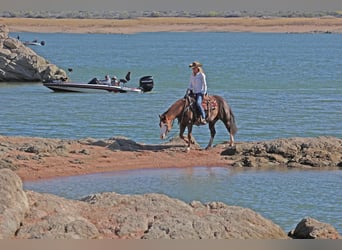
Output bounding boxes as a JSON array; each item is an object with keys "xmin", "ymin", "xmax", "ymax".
[
  {"xmin": 43, "ymin": 73, "xmax": 154, "ymax": 94},
  {"xmin": 23, "ymin": 40, "xmax": 45, "ymax": 46}
]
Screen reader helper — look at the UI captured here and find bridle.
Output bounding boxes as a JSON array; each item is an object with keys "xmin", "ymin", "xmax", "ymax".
[
  {"xmin": 159, "ymin": 97, "xmax": 192, "ymax": 139},
  {"xmin": 159, "ymin": 115, "xmax": 173, "ymax": 139}
]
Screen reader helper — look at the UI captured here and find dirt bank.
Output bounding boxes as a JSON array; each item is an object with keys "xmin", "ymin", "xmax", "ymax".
[
  {"xmin": 1, "ymin": 17, "xmax": 342, "ymax": 34},
  {"xmin": 0, "ymin": 135, "xmax": 341, "ymax": 181},
  {"xmin": 0, "ymin": 136, "xmax": 232, "ymax": 181}
]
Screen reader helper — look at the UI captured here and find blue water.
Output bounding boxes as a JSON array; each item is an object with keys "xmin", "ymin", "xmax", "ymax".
[
  {"xmin": 2, "ymin": 32, "xmax": 342, "ymax": 234},
  {"xmin": 23, "ymin": 167, "xmax": 342, "ymax": 234},
  {"xmin": 1, "ymin": 32, "xmax": 341, "ymax": 146}
]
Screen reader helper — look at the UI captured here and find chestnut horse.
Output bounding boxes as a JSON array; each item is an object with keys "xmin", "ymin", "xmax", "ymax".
[{"xmin": 159, "ymin": 94, "xmax": 237, "ymax": 149}]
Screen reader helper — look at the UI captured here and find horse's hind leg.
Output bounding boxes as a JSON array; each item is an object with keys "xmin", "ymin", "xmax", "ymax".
[
  {"xmin": 205, "ymin": 122, "xmax": 216, "ymax": 150},
  {"xmin": 229, "ymin": 132, "xmax": 235, "ymax": 147},
  {"xmin": 223, "ymin": 122, "xmax": 235, "ymax": 147}
]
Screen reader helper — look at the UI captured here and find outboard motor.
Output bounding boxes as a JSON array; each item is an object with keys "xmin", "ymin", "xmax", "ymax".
[{"xmin": 139, "ymin": 76, "xmax": 154, "ymax": 92}]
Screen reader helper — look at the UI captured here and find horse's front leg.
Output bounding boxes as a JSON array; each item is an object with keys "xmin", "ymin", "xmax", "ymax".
[
  {"xmin": 205, "ymin": 122, "xmax": 216, "ymax": 150},
  {"xmin": 187, "ymin": 125, "xmax": 195, "ymax": 148},
  {"xmin": 179, "ymin": 124, "xmax": 188, "ymax": 143}
]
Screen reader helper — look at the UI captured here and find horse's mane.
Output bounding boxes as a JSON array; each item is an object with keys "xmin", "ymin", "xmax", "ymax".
[{"xmin": 162, "ymin": 98, "xmax": 185, "ymax": 117}]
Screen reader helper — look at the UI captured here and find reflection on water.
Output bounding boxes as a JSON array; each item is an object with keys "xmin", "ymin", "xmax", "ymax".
[{"xmin": 23, "ymin": 167, "xmax": 342, "ymax": 234}]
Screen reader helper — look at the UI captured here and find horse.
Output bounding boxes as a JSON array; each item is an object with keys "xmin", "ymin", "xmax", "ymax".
[{"xmin": 159, "ymin": 94, "xmax": 238, "ymax": 150}]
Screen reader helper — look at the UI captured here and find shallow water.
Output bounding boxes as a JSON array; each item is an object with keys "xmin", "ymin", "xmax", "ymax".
[{"xmin": 23, "ymin": 167, "xmax": 342, "ymax": 234}]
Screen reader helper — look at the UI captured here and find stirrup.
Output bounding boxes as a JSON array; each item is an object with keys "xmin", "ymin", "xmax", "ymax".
[{"xmin": 200, "ymin": 118, "xmax": 207, "ymax": 125}]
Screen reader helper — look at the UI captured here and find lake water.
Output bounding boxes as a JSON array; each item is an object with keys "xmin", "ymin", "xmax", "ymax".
[
  {"xmin": 2, "ymin": 32, "xmax": 341, "ymax": 145},
  {"xmin": 23, "ymin": 167, "xmax": 342, "ymax": 234},
  {"xmin": 2, "ymin": 32, "xmax": 342, "ymax": 234}
]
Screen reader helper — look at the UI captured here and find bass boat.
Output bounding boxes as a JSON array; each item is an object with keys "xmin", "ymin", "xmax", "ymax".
[{"xmin": 43, "ymin": 73, "xmax": 154, "ymax": 94}]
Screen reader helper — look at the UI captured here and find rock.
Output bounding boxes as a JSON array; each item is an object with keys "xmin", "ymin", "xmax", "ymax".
[
  {"xmin": 0, "ymin": 158, "xmax": 18, "ymax": 171},
  {"xmin": 288, "ymin": 217, "xmax": 341, "ymax": 239},
  {"xmin": 224, "ymin": 136, "xmax": 342, "ymax": 169},
  {"xmin": 18, "ymin": 139, "xmax": 70, "ymax": 156},
  {"xmin": 221, "ymin": 146, "xmax": 237, "ymax": 155},
  {"xmin": 107, "ymin": 137, "xmax": 143, "ymax": 151},
  {"xmin": 0, "ymin": 25, "xmax": 9, "ymax": 46},
  {"xmin": 79, "ymin": 193, "xmax": 288, "ymax": 239},
  {"xmin": 0, "ymin": 169, "xmax": 29, "ymax": 239},
  {"xmin": 0, "ymin": 169, "xmax": 289, "ymax": 239},
  {"xmin": 0, "ymin": 24, "xmax": 67, "ymax": 82},
  {"xmin": 15, "ymin": 191, "xmax": 99, "ymax": 239}
]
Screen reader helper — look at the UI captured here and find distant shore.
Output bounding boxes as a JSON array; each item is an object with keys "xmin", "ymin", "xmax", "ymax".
[{"xmin": 1, "ymin": 17, "xmax": 342, "ymax": 34}]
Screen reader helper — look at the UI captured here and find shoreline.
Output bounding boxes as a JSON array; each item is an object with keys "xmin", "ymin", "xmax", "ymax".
[
  {"xmin": 1, "ymin": 17, "xmax": 342, "ymax": 34},
  {"xmin": 1, "ymin": 135, "xmax": 341, "ymax": 181},
  {"xmin": 1, "ymin": 135, "xmax": 232, "ymax": 181}
]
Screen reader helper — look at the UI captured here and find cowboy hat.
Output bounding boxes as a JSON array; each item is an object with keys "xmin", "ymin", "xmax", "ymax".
[{"xmin": 189, "ymin": 61, "xmax": 202, "ymax": 68}]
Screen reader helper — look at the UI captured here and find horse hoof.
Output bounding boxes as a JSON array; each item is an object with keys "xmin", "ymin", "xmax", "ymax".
[{"xmin": 186, "ymin": 147, "xmax": 190, "ymax": 152}]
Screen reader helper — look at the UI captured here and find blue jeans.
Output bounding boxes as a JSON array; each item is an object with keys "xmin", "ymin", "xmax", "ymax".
[{"xmin": 195, "ymin": 93, "xmax": 206, "ymax": 119}]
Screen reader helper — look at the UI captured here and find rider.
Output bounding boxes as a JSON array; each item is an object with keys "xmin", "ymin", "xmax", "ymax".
[{"xmin": 187, "ymin": 61, "xmax": 208, "ymax": 125}]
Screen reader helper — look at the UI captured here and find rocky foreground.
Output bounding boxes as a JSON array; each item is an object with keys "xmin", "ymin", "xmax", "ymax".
[
  {"xmin": 0, "ymin": 135, "xmax": 341, "ymax": 239},
  {"xmin": 0, "ymin": 168, "xmax": 341, "ymax": 239}
]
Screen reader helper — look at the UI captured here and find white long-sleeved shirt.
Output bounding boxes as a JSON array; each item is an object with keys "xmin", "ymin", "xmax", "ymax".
[
  {"xmin": 99, "ymin": 76, "xmax": 111, "ymax": 85},
  {"xmin": 188, "ymin": 71, "xmax": 207, "ymax": 95}
]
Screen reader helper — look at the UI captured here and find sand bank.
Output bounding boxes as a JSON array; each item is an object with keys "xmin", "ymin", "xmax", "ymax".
[{"xmin": 1, "ymin": 17, "xmax": 342, "ymax": 34}]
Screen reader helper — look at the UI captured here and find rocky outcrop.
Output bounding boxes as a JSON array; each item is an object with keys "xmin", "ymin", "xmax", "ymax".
[
  {"xmin": 0, "ymin": 169, "xmax": 29, "ymax": 239},
  {"xmin": 16, "ymin": 190, "xmax": 289, "ymax": 239},
  {"xmin": 0, "ymin": 25, "xmax": 67, "ymax": 82},
  {"xmin": 288, "ymin": 217, "xmax": 341, "ymax": 239},
  {"xmin": 0, "ymin": 168, "xmax": 341, "ymax": 239},
  {"xmin": 0, "ymin": 169, "xmax": 290, "ymax": 239},
  {"xmin": 80, "ymin": 193, "xmax": 288, "ymax": 239},
  {"xmin": 223, "ymin": 136, "xmax": 342, "ymax": 169}
]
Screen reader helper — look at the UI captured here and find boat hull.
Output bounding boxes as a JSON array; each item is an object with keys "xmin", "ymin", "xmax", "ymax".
[{"xmin": 43, "ymin": 82, "xmax": 143, "ymax": 93}]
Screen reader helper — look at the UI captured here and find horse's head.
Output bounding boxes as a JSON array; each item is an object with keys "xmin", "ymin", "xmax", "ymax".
[{"xmin": 159, "ymin": 114, "xmax": 173, "ymax": 139}]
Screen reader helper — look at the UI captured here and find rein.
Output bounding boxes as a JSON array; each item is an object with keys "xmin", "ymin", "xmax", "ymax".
[{"xmin": 180, "ymin": 95, "xmax": 193, "ymax": 125}]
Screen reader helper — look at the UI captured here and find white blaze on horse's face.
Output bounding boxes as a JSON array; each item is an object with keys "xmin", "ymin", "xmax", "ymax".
[
  {"xmin": 160, "ymin": 121, "xmax": 168, "ymax": 139},
  {"xmin": 159, "ymin": 114, "xmax": 171, "ymax": 140}
]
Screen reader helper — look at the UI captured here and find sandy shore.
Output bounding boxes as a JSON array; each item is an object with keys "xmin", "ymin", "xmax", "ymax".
[
  {"xmin": 1, "ymin": 17, "xmax": 342, "ymax": 34},
  {"xmin": 0, "ymin": 136, "xmax": 232, "ymax": 181},
  {"xmin": 1, "ymin": 135, "xmax": 341, "ymax": 181}
]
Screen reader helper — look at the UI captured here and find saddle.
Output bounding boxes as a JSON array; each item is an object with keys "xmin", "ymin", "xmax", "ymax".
[{"xmin": 185, "ymin": 94, "xmax": 217, "ymax": 124}]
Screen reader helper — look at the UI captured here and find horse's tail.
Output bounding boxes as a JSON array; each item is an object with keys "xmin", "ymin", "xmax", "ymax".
[
  {"xmin": 215, "ymin": 95, "xmax": 238, "ymax": 136},
  {"xmin": 228, "ymin": 106, "xmax": 238, "ymax": 136}
]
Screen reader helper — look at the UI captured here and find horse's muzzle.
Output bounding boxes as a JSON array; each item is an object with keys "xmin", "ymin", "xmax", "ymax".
[{"xmin": 160, "ymin": 124, "xmax": 168, "ymax": 140}]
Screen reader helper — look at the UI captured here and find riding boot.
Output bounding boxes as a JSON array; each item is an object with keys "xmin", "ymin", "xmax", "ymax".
[{"xmin": 200, "ymin": 117, "xmax": 207, "ymax": 125}]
